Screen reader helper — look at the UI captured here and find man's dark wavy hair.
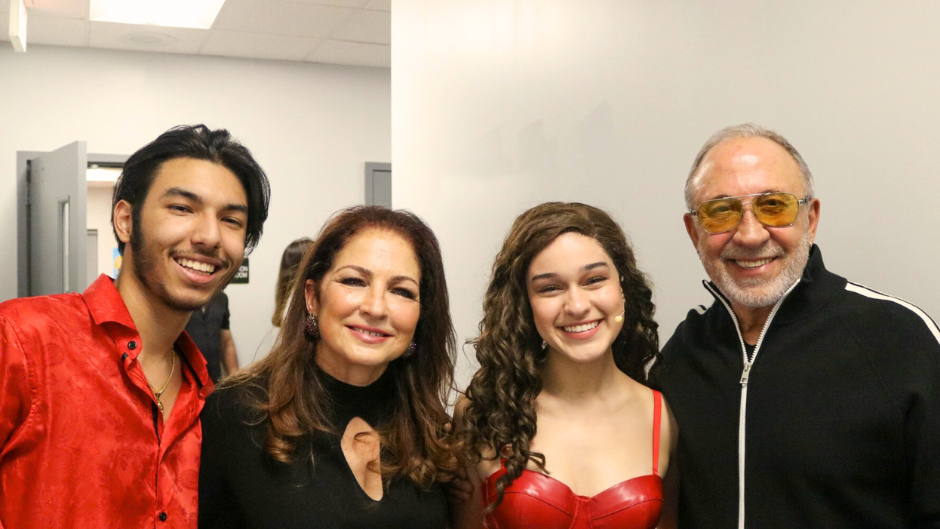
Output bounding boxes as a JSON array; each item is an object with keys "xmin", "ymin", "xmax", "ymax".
[
  {"xmin": 111, "ymin": 124, "xmax": 270, "ymax": 254},
  {"xmin": 461, "ymin": 202, "xmax": 660, "ymax": 509}
]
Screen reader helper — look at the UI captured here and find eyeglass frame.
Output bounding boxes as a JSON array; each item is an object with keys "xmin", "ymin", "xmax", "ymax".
[{"xmin": 689, "ymin": 191, "xmax": 812, "ymax": 234}]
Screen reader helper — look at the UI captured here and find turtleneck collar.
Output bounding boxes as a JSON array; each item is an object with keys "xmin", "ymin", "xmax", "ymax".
[{"xmin": 318, "ymin": 366, "xmax": 398, "ymax": 430}]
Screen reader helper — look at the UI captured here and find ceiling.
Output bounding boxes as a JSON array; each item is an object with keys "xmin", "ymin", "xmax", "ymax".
[{"xmin": 0, "ymin": 0, "xmax": 390, "ymax": 68}]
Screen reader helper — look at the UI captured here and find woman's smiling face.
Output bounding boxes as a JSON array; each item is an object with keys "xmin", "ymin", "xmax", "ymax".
[
  {"xmin": 527, "ymin": 232, "xmax": 624, "ymax": 364},
  {"xmin": 305, "ymin": 228, "xmax": 421, "ymax": 385}
]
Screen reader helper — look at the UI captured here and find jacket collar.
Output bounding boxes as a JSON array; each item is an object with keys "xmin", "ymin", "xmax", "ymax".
[{"xmin": 704, "ymin": 244, "xmax": 847, "ymax": 326}]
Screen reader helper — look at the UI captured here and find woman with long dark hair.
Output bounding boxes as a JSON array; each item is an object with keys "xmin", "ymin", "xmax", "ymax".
[
  {"xmin": 199, "ymin": 206, "xmax": 460, "ymax": 528},
  {"xmin": 452, "ymin": 202, "xmax": 677, "ymax": 529},
  {"xmin": 271, "ymin": 237, "xmax": 314, "ymax": 327}
]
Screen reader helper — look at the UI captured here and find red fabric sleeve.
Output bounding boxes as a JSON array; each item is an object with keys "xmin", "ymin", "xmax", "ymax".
[{"xmin": 0, "ymin": 315, "xmax": 33, "ymax": 453}]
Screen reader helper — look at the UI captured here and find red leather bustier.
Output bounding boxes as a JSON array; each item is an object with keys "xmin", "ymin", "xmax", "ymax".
[{"xmin": 482, "ymin": 391, "xmax": 664, "ymax": 529}]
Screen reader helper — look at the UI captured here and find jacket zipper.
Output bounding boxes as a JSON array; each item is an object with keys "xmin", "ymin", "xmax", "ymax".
[{"xmin": 703, "ymin": 279, "xmax": 800, "ymax": 529}]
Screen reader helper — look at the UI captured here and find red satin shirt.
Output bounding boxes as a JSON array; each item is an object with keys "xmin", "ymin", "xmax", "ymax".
[{"xmin": 0, "ymin": 275, "xmax": 213, "ymax": 529}]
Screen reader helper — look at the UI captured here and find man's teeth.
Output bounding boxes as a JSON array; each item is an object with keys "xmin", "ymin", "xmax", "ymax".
[
  {"xmin": 736, "ymin": 258, "xmax": 773, "ymax": 269},
  {"xmin": 176, "ymin": 258, "xmax": 216, "ymax": 274},
  {"xmin": 563, "ymin": 321, "xmax": 600, "ymax": 333}
]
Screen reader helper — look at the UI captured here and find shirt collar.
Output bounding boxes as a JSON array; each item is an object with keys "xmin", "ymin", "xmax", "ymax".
[
  {"xmin": 83, "ymin": 274, "xmax": 214, "ymax": 392},
  {"xmin": 84, "ymin": 274, "xmax": 137, "ymax": 328}
]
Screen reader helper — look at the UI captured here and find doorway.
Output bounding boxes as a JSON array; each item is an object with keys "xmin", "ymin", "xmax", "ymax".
[{"xmin": 16, "ymin": 145, "xmax": 127, "ymax": 297}]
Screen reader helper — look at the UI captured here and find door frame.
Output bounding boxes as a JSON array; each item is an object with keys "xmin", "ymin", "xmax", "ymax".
[
  {"xmin": 16, "ymin": 151, "xmax": 127, "ymax": 297},
  {"xmin": 364, "ymin": 162, "xmax": 391, "ymax": 208}
]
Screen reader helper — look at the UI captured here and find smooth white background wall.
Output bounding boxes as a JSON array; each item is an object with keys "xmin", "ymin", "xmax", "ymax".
[
  {"xmin": 0, "ymin": 44, "xmax": 390, "ymax": 367},
  {"xmin": 393, "ymin": 1, "xmax": 940, "ymax": 391},
  {"xmin": 87, "ymin": 185, "xmax": 117, "ymax": 278}
]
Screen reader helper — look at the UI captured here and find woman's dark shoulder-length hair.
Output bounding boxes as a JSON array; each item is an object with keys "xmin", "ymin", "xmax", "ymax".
[
  {"xmin": 461, "ymin": 201, "xmax": 659, "ymax": 507},
  {"xmin": 272, "ymin": 237, "xmax": 314, "ymax": 327},
  {"xmin": 225, "ymin": 205, "xmax": 459, "ymax": 487}
]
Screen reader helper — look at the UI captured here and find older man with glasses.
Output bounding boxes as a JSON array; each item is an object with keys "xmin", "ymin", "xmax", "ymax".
[{"xmin": 660, "ymin": 123, "xmax": 940, "ymax": 528}]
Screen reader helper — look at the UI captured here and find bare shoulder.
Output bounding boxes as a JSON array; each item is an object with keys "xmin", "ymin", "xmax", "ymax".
[
  {"xmin": 657, "ymin": 393, "xmax": 679, "ymax": 475},
  {"xmin": 659, "ymin": 394, "xmax": 678, "ymax": 445}
]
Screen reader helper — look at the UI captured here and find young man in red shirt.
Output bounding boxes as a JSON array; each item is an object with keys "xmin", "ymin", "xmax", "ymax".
[{"xmin": 0, "ymin": 125, "xmax": 270, "ymax": 528}]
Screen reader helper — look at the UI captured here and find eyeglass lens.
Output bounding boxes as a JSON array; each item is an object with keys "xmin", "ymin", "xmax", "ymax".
[{"xmin": 697, "ymin": 192, "xmax": 800, "ymax": 234}]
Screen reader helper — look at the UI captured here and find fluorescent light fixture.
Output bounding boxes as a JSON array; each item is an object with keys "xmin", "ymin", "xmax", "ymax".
[
  {"xmin": 86, "ymin": 167, "xmax": 122, "ymax": 183},
  {"xmin": 90, "ymin": 0, "xmax": 226, "ymax": 30},
  {"xmin": 9, "ymin": 0, "xmax": 27, "ymax": 52}
]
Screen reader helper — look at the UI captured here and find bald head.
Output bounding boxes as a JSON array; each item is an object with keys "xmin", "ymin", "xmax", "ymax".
[{"xmin": 685, "ymin": 123, "xmax": 814, "ymax": 210}]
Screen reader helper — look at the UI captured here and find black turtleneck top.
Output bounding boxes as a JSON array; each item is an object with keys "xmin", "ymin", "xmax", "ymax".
[{"xmin": 198, "ymin": 369, "xmax": 447, "ymax": 528}]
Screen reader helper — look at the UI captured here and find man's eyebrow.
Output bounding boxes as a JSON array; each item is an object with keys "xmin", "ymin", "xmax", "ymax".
[
  {"xmin": 707, "ymin": 190, "xmax": 784, "ymax": 200},
  {"xmin": 163, "ymin": 187, "xmax": 202, "ymax": 204},
  {"xmin": 224, "ymin": 203, "xmax": 250, "ymax": 215},
  {"xmin": 163, "ymin": 187, "xmax": 248, "ymax": 214}
]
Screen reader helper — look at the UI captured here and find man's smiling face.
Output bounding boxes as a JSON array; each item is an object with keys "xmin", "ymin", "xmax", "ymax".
[
  {"xmin": 123, "ymin": 157, "xmax": 248, "ymax": 312},
  {"xmin": 684, "ymin": 136, "xmax": 819, "ymax": 310}
]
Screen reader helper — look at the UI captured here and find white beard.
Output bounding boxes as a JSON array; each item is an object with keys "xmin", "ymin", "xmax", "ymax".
[{"xmin": 698, "ymin": 230, "xmax": 812, "ymax": 309}]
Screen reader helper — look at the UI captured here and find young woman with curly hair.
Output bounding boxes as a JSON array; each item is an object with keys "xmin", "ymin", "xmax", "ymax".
[
  {"xmin": 451, "ymin": 202, "xmax": 678, "ymax": 529},
  {"xmin": 199, "ymin": 206, "xmax": 461, "ymax": 528}
]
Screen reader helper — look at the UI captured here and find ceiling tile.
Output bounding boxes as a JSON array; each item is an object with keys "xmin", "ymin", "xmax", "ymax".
[
  {"xmin": 28, "ymin": 0, "xmax": 88, "ymax": 19},
  {"xmin": 89, "ymin": 20, "xmax": 208, "ymax": 54},
  {"xmin": 201, "ymin": 30, "xmax": 319, "ymax": 61},
  {"xmin": 2, "ymin": 0, "xmax": 392, "ymax": 67},
  {"xmin": 363, "ymin": 0, "xmax": 390, "ymax": 12},
  {"xmin": 307, "ymin": 38, "xmax": 388, "ymax": 68},
  {"xmin": 213, "ymin": 0, "xmax": 352, "ymax": 38},
  {"xmin": 28, "ymin": 14, "xmax": 88, "ymax": 46},
  {"xmin": 329, "ymin": 8, "xmax": 388, "ymax": 44}
]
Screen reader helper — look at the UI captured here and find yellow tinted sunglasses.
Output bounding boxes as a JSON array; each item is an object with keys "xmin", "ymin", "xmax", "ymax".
[{"xmin": 691, "ymin": 192, "xmax": 811, "ymax": 234}]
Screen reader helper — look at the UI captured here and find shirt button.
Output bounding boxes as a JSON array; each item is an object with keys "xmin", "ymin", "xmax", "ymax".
[
  {"xmin": 159, "ymin": 512, "xmax": 167, "ymax": 522},
  {"xmin": 128, "ymin": 341, "xmax": 138, "ymax": 350}
]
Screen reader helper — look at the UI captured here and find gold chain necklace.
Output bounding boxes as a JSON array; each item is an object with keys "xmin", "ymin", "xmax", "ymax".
[{"xmin": 149, "ymin": 350, "xmax": 176, "ymax": 414}]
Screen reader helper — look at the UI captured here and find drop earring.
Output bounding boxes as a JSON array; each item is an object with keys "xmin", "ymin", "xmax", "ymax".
[
  {"xmin": 615, "ymin": 284, "xmax": 626, "ymax": 323},
  {"xmin": 303, "ymin": 313, "xmax": 320, "ymax": 340}
]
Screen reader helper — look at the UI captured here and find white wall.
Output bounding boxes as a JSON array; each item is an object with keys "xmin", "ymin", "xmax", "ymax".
[
  {"xmin": 87, "ymin": 184, "xmax": 118, "ymax": 278},
  {"xmin": 393, "ymin": 1, "xmax": 940, "ymax": 390},
  {"xmin": 0, "ymin": 44, "xmax": 390, "ymax": 368}
]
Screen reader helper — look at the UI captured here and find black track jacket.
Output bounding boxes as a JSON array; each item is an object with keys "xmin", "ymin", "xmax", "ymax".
[{"xmin": 661, "ymin": 245, "xmax": 940, "ymax": 528}]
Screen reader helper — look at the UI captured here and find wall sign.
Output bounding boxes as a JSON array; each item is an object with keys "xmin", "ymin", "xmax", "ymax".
[{"xmin": 231, "ymin": 258, "xmax": 249, "ymax": 284}]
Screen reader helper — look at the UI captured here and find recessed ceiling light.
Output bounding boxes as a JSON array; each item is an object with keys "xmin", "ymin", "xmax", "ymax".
[
  {"xmin": 90, "ymin": 0, "xmax": 227, "ymax": 30},
  {"xmin": 119, "ymin": 31, "xmax": 179, "ymax": 47}
]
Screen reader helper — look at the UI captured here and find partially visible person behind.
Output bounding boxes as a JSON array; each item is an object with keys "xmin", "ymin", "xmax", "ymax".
[
  {"xmin": 272, "ymin": 237, "xmax": 314, "ymax": 327},
  {"xmin": 661, "ymin": 123, "xmax": 940, "ymax": 528},
  {"xmin": 199, "ymin": 206, "xmax": 461, "ymax": 528},
  {"xmin": 451, "ymin": 202, "xmax": 677, "ymax": 529},
  {"xmin": 186, "ymin": 289, "xmax": 239, "ymax": 383},
  {"xmin": 0, "ymin": 125, "xmax": 270, "ymax": 528}
]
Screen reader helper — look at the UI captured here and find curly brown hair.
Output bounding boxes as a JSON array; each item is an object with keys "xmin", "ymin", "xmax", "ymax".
[
  {"xmin": 461, "ymin": 202, "xmax": 660, "ymax": 507},
  {"xmin": 225, "ymin": 206, "xmax": 460, "ymax": 488}
]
